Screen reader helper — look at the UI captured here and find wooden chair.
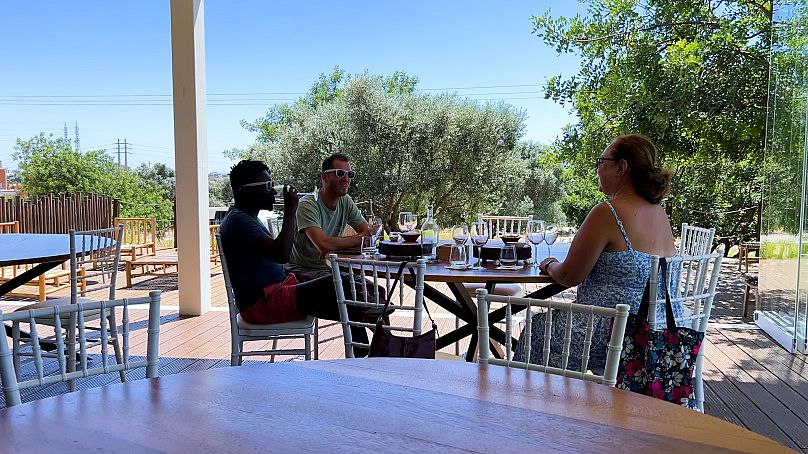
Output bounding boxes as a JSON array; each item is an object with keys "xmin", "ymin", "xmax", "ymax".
[
  {"xmin": 648, "ymin": 252, "xmax": 723, "ymax": 412},
  {"xmin": 680, "ymin": 223, "xmax": 715, "ymax": 255},
  {"xmin": 114, "ymin": 217, "xmax": 157, "ymax": 261},
  {"xmin": 11, "ymin": 226, "xmax": 128, "ymax": 390},
  {"xmin": 738, "ymin": 241, "xmax": 760, "ymax": 273},
  {"xmin": 209, "ymin": 224, "xmax": 221, "ymax": 264},
  {"xmin": 476, "ymin": 289, "xmax": 630, "ymax": 386},
  {"xmin": 216, "ymin": 234, "xmax": 315, "ymax": 365},
  {"xmin": 0, "ymin": 220, "xmax": 19, "ymax": 233},
  {"xmin": 328, "ymin": 254, "xmax": 427, "ymax": 359},
  {"xmin": 0, "ymin": 292, "xmax": 161, "ymax": 407},
  {"xmin": 742, "ymin": 275, "xmax": 758, "ymax": 319}
]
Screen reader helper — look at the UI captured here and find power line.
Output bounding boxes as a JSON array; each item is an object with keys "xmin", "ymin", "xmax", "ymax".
[{"xmin": 0, "ymin": 84, "xmax": 544, "ymax": 99}]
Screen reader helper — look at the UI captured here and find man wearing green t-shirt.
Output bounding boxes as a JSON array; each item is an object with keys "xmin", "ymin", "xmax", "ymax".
[{"xmin": 287, "ymin": 153, "xmax": 370, "ymax": 281}]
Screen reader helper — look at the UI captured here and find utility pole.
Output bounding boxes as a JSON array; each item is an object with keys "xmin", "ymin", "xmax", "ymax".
[
  {"xmin": 124, "ymin": 139, "xmax": 129, "ymax": 169},
  {"xmin": 116, "ymin": 139, "xmax": 121, "ymax": 167},
  {"xmin": 63, "ymin": 123, "xmax": 69, "ymax": 142},
  {"xmin": 74, "ymin": 121, "xmax": 80, "ymax": 151}
]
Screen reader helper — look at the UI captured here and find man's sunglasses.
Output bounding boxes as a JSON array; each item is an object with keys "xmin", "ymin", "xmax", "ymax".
[
  {"xmin": 240, "ymin": 181, "xmax": 274, "ymax": 192},
  {"xmin": 323, "ymin": 169, "xmax": 356, "ymax": 179}
]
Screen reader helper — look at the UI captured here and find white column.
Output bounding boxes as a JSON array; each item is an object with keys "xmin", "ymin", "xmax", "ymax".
[{"xmin": 170, "ymin": 0, "xmax": 210, "ymax": 315}]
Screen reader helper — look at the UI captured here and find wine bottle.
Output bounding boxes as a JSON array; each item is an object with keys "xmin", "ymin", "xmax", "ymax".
[{"xmin": 420, "ymin": 205, "xmax": 439, "ymax": 261}]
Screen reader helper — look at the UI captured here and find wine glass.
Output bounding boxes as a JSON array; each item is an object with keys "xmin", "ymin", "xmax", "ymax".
[
  {"xmin": 365, "ymin": 216, "xmax": 383, "ymax": 256},
  {"xmin": 398, "ymin": 212, "xmax": 412, "ymax": 233},
  {"xmin": 402, "ymin": 213, "xmax": 417, "ymax": 233},
  {"xmin": 499, "ymin": 244, "xmax": 518, "ymax": 267},
  {"xmin": 544, "ymin": 223, "xmax": 559, "ymax": 257},
  {"xmin": 470, "ymin": 221, "xmax": 489, "ymax": 270},
  {"xmin": 448, "ymin": 243, "xmax": 468, "ymax": 269},
  {"xmin": 526, "ymin": 220, "xmax": 545, "ymax": 268},
  {"xmin": 451, "ymin": 224, "xmax": 469, "ymax": 245}
]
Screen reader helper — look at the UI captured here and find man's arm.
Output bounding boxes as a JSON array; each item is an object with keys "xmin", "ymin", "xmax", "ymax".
[
  {"xmin": 303, "ymin": 226, "xmax": 365, "ymax": 256},
  {"xmin": 255, "ymin": 186, "xmax": 299, "ymax": 263}
]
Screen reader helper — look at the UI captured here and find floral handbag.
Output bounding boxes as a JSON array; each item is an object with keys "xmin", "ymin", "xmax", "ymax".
[{"xmin": 616, "ymin": 257, "xmax": 703, "ymax": 408}]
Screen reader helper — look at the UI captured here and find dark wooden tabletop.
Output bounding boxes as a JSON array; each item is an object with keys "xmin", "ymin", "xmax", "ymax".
[
  {"xmin": 0, "ymin": 233, "xmax": 96, "ymax": 266},
  {"xmin": 0, "ymin": 359, "xmax": 787, "ymax": 453}
]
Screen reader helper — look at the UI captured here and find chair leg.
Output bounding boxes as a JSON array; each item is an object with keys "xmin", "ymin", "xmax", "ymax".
[
  {"xmin": 455, "ymin": 316, "xmax": 460, "ymax": 356},
  {"xmin": 66, "ymin": 314, "xmax": 77, "ymax": 392},
  {"xmin": 105, "ymin": 309, "xmax": 128, "ymax": 383},
  {"xmin": 314, "ymin": 318, "xmax": 320, "ymax": 360},
  {"xmin": 12, "ymin": 322, "xmax": 22, "ymax": 381},
  {"xmin": 305, "ymin": 334, "xmax": 312, "ymax": 361},
  {"xmin": 742, "ymin": 284, "xmax": 750, "ymax": 319},
  {"xmin": 231, "ymin": 339, "xmax": 243, "ymax": 366},
  {"xmin": 694, "ymin": 353, "xmax": 705, "ymax": 412},
  {"xmin": 270, "ymin": 339, "xmax": 278, "ymax": 363}
]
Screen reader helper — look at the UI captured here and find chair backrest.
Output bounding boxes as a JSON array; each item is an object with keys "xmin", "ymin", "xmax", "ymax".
[
  {"xmin": 70, "ymin": 225, "xmax": 125, "ymax": 301},
  {"xmin": 647, "ymin": 252, "xmax": 722, "ymax": 412},
  {"xmin": 0, "ymin": 221, "xmax": 19, "ymax": 233},
  {"xmin": 113, "ymin": 217, "xmax": 157, "ymax": 245},
  {"xmin": 647, "ymin": 253, "xmax": 723, "ymax": 332},
  {"xmin": 327, "ymin": 254, "xmax": 426, "ymax": 358},
  {"xmin": 0, "ymin": 291, "xmax": 162, "ymax": 407},
  {"xmin": 215, "ymin": 234, "xmax": 241, "ymax": 338},
  {"xmin": 680, "ymin": 223, "xmax": 715, "ymax": 256},
  {"xmin": 478, "ymin": 214, "xmax": 533, "ymax": 238},
  {"xmin": 476, "ymin": 289, "xmax": 630, "ymax": 386},
  {"xmin": 209, "ymin": 225, "xmax": 221, "ymax": 261}
]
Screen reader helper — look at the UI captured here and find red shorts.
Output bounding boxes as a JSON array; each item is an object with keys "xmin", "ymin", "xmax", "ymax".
[{"xmin": 239, "ymin": 273, "xmax": 304, "ymax": 324}]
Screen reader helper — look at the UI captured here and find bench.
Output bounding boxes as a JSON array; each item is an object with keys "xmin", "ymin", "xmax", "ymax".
[
  {"xmin": 126, "ymin": 226, "xmax": 223, "ymax": 287},
  {"xmin": 114, "ymin": 217, "xmax": 158, "ymax": 262}
]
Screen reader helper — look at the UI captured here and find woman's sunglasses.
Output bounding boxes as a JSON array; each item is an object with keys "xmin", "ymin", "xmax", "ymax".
[
  {"xmin": 595, "ymin": 157, "xmax": 619, "ymax": 169},
  {"xmin": 323, "ymin": 169, "xmax": 356, "ymax": 179}
]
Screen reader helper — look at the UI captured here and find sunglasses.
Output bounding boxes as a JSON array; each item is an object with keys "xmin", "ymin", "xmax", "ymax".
[
  {"xmin": 595, "ymin": 157, "xmax": 619, "ymax": 169},
  {"xmin": 323, "ymin": 169, "xmax": 356, "ymax": 179},
  {"xmin": 240, "ymin": 181, "xmax": 274, "ymax": 192}
]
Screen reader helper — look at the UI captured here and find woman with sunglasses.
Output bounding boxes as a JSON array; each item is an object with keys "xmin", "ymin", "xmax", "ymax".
[{"xmin": 515, "ymin": 134, "xmax": 681, "ymax": 372}]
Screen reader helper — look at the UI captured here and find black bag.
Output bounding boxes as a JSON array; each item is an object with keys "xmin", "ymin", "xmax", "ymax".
[
  {"xmin": 368, "ymin": 263, "xmax": 437, "ymax": 359},
  {"xmin": 616, "ymin": 257, "xmax": 703, "ymax": 408}
]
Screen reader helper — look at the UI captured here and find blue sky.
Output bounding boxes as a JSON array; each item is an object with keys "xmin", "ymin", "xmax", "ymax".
[{"xmin": 0, "ymin": 1, "xmax": 586, "ymax": 174}]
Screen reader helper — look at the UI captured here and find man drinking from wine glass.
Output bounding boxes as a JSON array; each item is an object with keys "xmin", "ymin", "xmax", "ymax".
[{"xmin": 219, "ymin": 159, "xmax": 375, "ymax": 357}]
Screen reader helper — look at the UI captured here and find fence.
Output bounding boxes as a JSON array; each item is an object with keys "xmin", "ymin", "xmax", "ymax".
[{"xmin": 0, "ymin": 194, "xmax": 120, "ymax": 234}]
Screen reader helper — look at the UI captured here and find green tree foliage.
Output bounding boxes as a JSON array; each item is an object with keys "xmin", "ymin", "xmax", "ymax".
[
  {"xmin": 13, "ymin": 134, "xmax": 173, "ymax": 221},
  {"xmin": 237, "ymin": 69, "xmax": 547, "ymax": 232},
  {"xmin": 764, "ymin": 1, "xmax": 808, "ymax": 237},
  {"xmin": 135, "ymin": 162, "xmax": 175, "ymax": 201},
  {"xmin": 208, "ymin": 173, "xmax": 234, "ymax": 207},
  {"xmin": 533, "ymin": 0, "xmax": 772, "ymax": 251}
]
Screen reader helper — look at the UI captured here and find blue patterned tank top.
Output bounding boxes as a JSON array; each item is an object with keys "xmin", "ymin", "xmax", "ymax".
[{"xmin": 576, "ymin": 201, "xmax": 683, "ymax": 328}]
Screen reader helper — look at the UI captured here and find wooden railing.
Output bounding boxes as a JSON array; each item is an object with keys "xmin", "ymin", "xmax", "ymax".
[{"xmin": 0, "ymin": 194, "xmax": 120, "ymax": 234}]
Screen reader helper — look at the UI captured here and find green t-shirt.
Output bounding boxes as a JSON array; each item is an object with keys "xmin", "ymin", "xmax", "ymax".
[{"xmin": 288, "ymin": 194, "xmax": 366, "ymax": 270}]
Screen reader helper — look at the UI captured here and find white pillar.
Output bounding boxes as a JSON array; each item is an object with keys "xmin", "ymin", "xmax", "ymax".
[{"xmin": 170, "ymin": 0, "xmax": 210, "ymax": 315}]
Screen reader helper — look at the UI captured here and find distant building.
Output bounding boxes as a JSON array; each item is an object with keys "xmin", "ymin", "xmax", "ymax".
[
  {"xmin": 0, "ymin": 166, "xmax": 6, "ymax": 189},
  {"xmin": 0, "ymin": 161, "xmax": 20, "ymax": 196}
]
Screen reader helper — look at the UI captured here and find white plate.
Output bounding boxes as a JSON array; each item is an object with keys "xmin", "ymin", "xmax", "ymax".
[{"xmin": 496, "ymin": 265, "xmax": 523, "ymax": 271}]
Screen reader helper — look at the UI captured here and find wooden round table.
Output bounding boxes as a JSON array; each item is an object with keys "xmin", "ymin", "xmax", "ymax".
[{"xmin": 0, "ymin": 359, "xmax": 787, "ymax": 452}]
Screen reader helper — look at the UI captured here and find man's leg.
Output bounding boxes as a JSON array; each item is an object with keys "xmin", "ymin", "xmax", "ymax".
[{"xmin": 295, "ymin": 275, "xmax": 371, "ymax": 357}]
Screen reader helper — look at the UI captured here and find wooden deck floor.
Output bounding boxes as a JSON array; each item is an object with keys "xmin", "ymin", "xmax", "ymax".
[{"xmin": 1, "ymin": 252, "xmax": 805, "ymax": 451}]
